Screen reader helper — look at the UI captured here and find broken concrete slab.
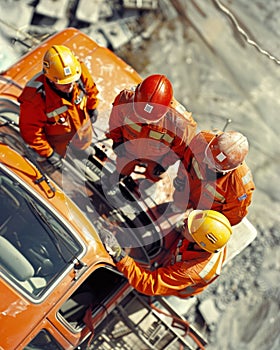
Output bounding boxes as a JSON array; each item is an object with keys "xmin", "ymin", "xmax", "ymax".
[
  {"xmin": 99, "ymin": 19, "xmax": 136, "ymax": 50},
  {"xmin": 35, "ymin": 0, "xmax": 69, "ymax": 19},
  {"xmin": 123, "ymin": 0, "xmax": 158, "ymax": 10},
  {"xmin": 198, "ymin": 298, "xmax": 221, "ymax": 326},
  {"xmin": 0, "ymin": 1, "xmax": 34, "ymax": 31},
  {"xmin": 75, "ymin": 0, "xmax": 113, "ymax": 24},
  {"xmin": 76, "ymin": 0, "xmax": 100, "ymax": 24},
  {"xmin": 85, "ymin": 26, "xmax": 109, "ymax": 47}
]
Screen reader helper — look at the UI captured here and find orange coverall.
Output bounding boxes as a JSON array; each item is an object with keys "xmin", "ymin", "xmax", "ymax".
[
  {"xmin": 107, "ymin": 88, "xmax": 197, "ymax": 180},
  {"xmin": 18, "ymin": 62, "xmax": 99, "ymax": 158},
  {"xmin": 173, "ymin": 131, "xmax": 255, "ymax": 225},
  {"xmin": 116, "ymin": 239, "xmax": 226, "ymax": 298}
]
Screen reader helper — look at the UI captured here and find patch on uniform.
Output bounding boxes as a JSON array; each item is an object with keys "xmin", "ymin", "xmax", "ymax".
[
  {"xmin": 242, "ymin": 171, "xmax": 251, "ymax": 185},
  {"xmin": 238, "ymin": 193, "xmax": 247, "ymax": 201},
  {"xmin": 199, "ymin": 241, "xmax": 207, "ymax": 248},
  {"xmin": 216, "ymin": 152, "xmax": 227, "ymax": 162},
  {"xmin": 64, "ymin": 66, "xmax": 71, "ymax": 76},
  {"xmin": 144, "ymin": 103, "xmax": 153, "ymax": 113}
]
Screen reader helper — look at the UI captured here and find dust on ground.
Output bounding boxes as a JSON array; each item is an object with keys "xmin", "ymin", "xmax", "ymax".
[{"xmin": 123, "ymin": 1, "xmax": 280, "ymax": 348}]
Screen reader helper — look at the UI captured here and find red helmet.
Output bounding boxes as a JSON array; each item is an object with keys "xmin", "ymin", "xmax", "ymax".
[
  {"xmin": 204, "ymin": 131, "xmax": 249, "ymax": 172},
  {"xmin": 133, "ymin": 74, "xmax": 173, "ymax": 122}
]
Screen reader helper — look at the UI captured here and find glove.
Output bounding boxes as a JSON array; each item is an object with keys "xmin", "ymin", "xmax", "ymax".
[
  {"xmin": 112, "ymin": 141, "xmax": 126, "ymax": 158},
  {"xmin": 173, "ymin": 177, "xmax": 185, "ymax": 191},
  {"xmin": 46, "ymin": 151, "xmax": 63, "ymax": 170},
  {"xmin": 99, "ymin": 229, "xmax": 126, "ymax": 263},
  {"xmin": 174, "ymin": 219, "xmax": 186, "ymax": 233},
  {"xmin": 153, "ymin": 164, "xmax": 166, "ymax": 176},
  {"xmin": 88, "ymin": 109, "xmax": 98, "ymax": 123}
]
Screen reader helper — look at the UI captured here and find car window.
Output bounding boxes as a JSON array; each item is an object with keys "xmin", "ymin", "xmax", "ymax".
[
  {"xmin": 24, "ymin": 329, "xmax": 64, "ymax": 350},
  {"xmin": 0, "ymin": 170, "xmax": 83, "ymax": 299}
]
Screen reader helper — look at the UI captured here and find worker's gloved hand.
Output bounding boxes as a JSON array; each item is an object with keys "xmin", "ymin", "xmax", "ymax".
[
  {"xmin": 112, "ymin": 141, "xmax": 126, "ymax": 158},
  {"xmin": 173, "ymin": 177, "xmax": 185, "ymax": 191},
  {"xmin": 153, "ymin": 164, "xmax": 166, "ymax": 176},
  {"xmin": 88, "ymin": 108, "xmax": 98, "ymax": 123},
  {"xmin": 99, "ymin": 229, "xmax": 126, "ymax": 263},
  {"xmin": 174, "ymin": 218, "xmax": 187, "ymax": 233},
  {"xmin": 46, "ymin": 151, "xmax": 63, "ymax": 170}
]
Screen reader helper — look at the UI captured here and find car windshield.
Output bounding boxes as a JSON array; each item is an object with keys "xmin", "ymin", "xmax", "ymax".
[{"xmin": 0, "ymin": 170, "xmax": 83, "ymax": 300}]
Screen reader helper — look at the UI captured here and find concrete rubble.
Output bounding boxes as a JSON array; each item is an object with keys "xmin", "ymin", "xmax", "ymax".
[
  {"xmin": 0, "ymin": 0, "xmax": 175, "ymax": 59},
  {"xmin": 198, "ymin": 298, "xmax": 220, "ymax": 327}
]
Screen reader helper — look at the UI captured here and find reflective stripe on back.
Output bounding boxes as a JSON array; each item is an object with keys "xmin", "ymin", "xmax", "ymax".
[
  {"xmin": 192, "ymin": 158, "xmax": 204, "ymax": 180},
  {"xmin": 192, "ymin": 158, "xmax": 226, "ymax": 202},
  {"xmin": 148, "ymin": 130, "xmax": 174, "ymax": 144},
  {"xmin": 205, "ymin": 183, "xmax": 226, "ymax": 203},
  {"xmin": 124, "ymin": 116, "xmax": 142, "ymax": 132}
]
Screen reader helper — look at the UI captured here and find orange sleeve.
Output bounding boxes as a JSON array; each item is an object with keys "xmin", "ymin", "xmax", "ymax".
[
  {"xmin": 106, "ymin": 90, "xmax": 133, "ymax": 143},
  {"xmin": 19, "ymin": 98, "xmax": 54, "ymax": 158},
  {"xmin": 220, "ymin": 198, "xmax": 253, "ymax": 225},
  {"xmin": 212, "ymin": 163, "xmax": 255, "ymax": 225},
  {"xmin": 116, "ymin": 255, "xmax": 208, "ymax": 297},
  {"xmin": 160, "ymin": 110, "xmax": 197, "ymax": 168}
]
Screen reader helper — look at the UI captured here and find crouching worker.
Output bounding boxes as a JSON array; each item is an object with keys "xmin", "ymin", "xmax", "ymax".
[
  {"xmin": 18, "ymin": 45, "xmax": 99, "ymax": 173},
  {"xmin": 106, "ymin": 74, "xmax": 196, "ymax": 183},
  {"xmin": 100, "ymin": 210, "xmax": 232, "ymax": 299}
]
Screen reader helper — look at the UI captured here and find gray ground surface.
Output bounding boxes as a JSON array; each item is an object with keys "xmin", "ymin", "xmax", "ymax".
[
  {"xmin": 132, "ymin": 1, "xmax": 280, "ymax": 349},
  {"xmin": 1, "ymin": 0, "xmax": 280, "ymax": 349}
]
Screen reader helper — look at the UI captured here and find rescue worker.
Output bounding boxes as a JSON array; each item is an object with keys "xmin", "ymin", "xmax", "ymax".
[
  {"xmin": 18, "ymin": 45, "xmax": 99, "ymax": 172},
  {"xmin": 100, "ymin": 209, "xmax": 232, "ymax": 298},
  {"xmin": 106, "ymin": 74, "xmax": 197, "ymax": 183},
  {"xmin": 171, "ymin": 130, "xmax": 255, "ymax": 226}
]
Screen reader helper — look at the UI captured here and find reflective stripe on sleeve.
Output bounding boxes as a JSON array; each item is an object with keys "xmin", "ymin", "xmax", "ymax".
[
  {"xmin": 199, "ymin": 249, "xmax": 225, "ymax": 282},
  {"xmin": 46, "ymin": 106, "xmax": 68, "ymax": 118},
  {"xmin": 26, "ymin": 73, "xmax": 44, "ymax": 89}
]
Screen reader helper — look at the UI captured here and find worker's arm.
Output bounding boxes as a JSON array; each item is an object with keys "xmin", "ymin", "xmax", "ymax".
[
  {"xmin": 116, "ymin": 255, "xmax": 207, "ymax": 296},
  {"xmin": 19, "ymin": 100, "xmax": 54, "ymax": 158}
]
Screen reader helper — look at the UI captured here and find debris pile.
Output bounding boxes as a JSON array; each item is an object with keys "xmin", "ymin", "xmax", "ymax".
[{"xmin": 0, "ymin": 0, "xmax": 176, "ymax": 57}]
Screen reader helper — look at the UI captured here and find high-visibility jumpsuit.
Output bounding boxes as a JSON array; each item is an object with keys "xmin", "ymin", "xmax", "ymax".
[
  {"xmin": 173, "ymin": 131, "xmax": 255, "ymax": 225},
  {"xmin": 116, "ymin": 239, "xmax": 226, "ymax": 298},
  {"xmin": 107, "ymin": 88, "xmax": 197, "ymax": 181},
  {"xmin": 18, "ymin": 61, "xmax": 99, "ymax": 158}
]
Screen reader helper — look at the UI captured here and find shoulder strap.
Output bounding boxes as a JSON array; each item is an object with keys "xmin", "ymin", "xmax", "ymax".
[{"xmin": 77, "ymin": 78, "xmax": 87, "ymax": 95}]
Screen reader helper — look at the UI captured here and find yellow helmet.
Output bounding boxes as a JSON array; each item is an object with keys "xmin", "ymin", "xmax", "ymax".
[
  {"xmin": 43, "ymin": 45, "xmax": 81, "ymax": 84},
  {"xmin": 187, "ymin": 210, "xmax": 232, "ymax": 253}
]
